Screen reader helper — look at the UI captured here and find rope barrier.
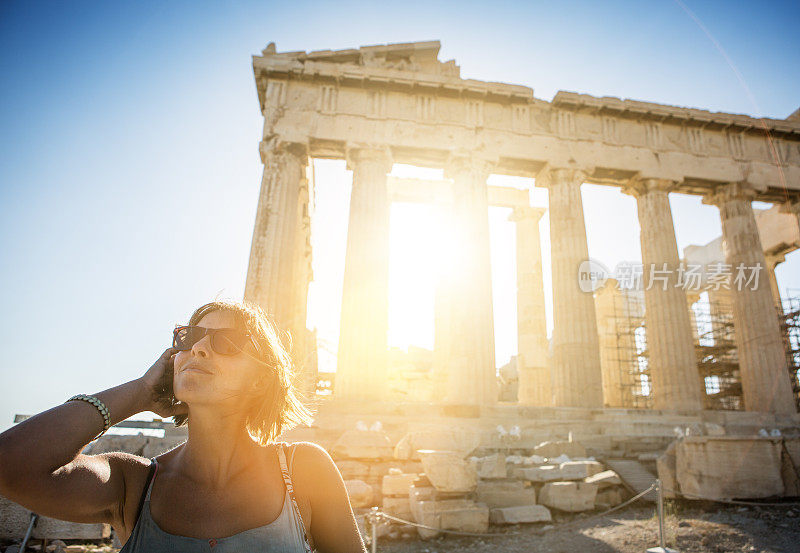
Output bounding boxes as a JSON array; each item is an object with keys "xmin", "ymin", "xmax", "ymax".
[
  {"xmin": 365, "ymin": 482, "xmax": 659, "ymax": 540},
  {"xmin": 364, "ymin": 481, "xmax": 799, "ymax": 551}
]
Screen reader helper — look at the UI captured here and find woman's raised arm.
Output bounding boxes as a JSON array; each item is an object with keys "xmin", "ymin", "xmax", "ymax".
[{"xmin": 0, "ymin": 347, "xmax": 186, "ymax": 526}]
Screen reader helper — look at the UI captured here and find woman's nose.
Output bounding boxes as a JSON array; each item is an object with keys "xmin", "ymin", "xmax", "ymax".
[{"xmin": 191, "ymin": 336, "xmax": 212, "ymax": 357}]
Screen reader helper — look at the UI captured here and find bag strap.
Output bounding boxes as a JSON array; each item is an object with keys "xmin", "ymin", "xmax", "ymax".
[{"xmin": 277, "ymin": 443, "xmax": 315, "ymax": 552}]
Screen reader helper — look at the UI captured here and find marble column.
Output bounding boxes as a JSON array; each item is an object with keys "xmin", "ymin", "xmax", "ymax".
[
  {"xmin": 703, "ymin": 182, "xmax": 796, "ymax": 414},
  {"xmin": 622, "ymin": 178, "xmax": 703, "ymax": 411},
  {"xmin": 509, "ymin": 206, "xmax": 552, "ymax": 405},
  {"xmin": 442, "ymin": 155, "xmax": 497, "ymax": 405},
  {"xmin": 336, "ymin": 147, "xmax": 393, "ymax": 401},
  {"xmin": 537, "ymin": 167, "xmax": 603, "ymax": 408},
  {"xmin": 244, "ymin": 141, "xmax": 311, "ymax": 366}
]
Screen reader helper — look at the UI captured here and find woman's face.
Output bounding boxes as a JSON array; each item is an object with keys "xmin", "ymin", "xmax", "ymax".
[{"xmin": 173, "ymin": 309, "xmax": 266, "ymax": 411}]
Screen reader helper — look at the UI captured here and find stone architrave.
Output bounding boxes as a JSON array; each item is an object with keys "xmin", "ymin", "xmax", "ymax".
[
  {"xmin": 537, "ymin": 167, "xmax": 603, "ymax": 407},
  {"xmin": 442, "ymin": 155, "xmax": 497, "ymax": 406},
  {"xmin": 703, "ymin": 182, "xmax": 796, "ymax": 414},
  {"xmin": 336, "ymin": 147, "xmax": 393, "ymax": 401},
  {"xmin": 244, "ymin": 140, "xmax": 314, "ymax": 390},
  {"xmin": 622, "ymin": 178, "xmax": 703, "ymax": 411},
  {"xmin": 509, "ymin": 206, "xmax": 552, "ymax": 405}
]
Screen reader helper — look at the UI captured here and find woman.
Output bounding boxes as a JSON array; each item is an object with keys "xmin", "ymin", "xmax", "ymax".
[{"xmin": 0, "ymin": 300, "xmax": 367, "ymax": 552}]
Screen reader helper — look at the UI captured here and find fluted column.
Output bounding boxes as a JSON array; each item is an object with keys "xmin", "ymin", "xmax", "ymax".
[
  {"xmin": 443, "ymin": 155, "xmax": 497, "ymax": 405},
  {"xmin": 703, "ymin": 182, "xmax": 796, "ymax": 414},
  {"xmin": 537, "ymin": 167, "xmax": 603, "ymax": 407},
  {"xmin": 622, "ymin": 178, "xmax": 703, "ymax": 411},
  {"xmin": 509, "ymin": 206, "xmax": 552, "ymax": 405},
  {"xmin": 244, "ymin": 141, "xmax": 311, "ymax": 361},
  {"xmin": 336, "ymin": 147, "xmax": 393, "ymax": 401}
]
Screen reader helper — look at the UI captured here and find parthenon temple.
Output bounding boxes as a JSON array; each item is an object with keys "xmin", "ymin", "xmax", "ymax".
[{"xmin": 243, "ymin": 40, "xmax": 800, "ymax": 416}]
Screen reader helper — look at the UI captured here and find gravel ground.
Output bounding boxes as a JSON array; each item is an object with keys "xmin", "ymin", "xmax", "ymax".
[{"xmin": 374, "ymin": 502, "xmax": 800, "ymax": 553}]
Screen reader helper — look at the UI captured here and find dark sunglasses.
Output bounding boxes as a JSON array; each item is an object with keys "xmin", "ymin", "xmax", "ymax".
[{"xmin": 173, "ymin": 325, "xmax": 262, "ymax": 356}]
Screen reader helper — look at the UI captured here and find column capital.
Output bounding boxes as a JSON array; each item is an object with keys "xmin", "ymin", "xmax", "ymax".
[
  {"xmin": 508, "ymin": 205, "xmax": 547, "ymax": 223},
  {"xmin": 764, "ymin": 252, "xmax": 787, "ymax": 268},
  {"xmin": 701, "ymin": 181, "xmax": 758, "ymax": 208},
  {"xmin": 345, "ymin": 145, "xmax": 393, "ymax": 173},
  {"xmin": 535, "ymin": 165, "xmax": 591, "ymax": 189},
  {"xmin": 259, "ymin": 139, "xmax": 308, "ymax": 165},
  {"xmin": 443, "ymin": 153, "xmax": 496, "ymax": 181},
  {"xmin": 620, "ymin": 177, "xmax": 678, "ymax": 198}
]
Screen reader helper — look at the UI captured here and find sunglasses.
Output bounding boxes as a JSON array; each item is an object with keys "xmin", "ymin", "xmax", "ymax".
[{"xmin": 173, "ymin": 325, "xmax": 262, "ymax": 356}]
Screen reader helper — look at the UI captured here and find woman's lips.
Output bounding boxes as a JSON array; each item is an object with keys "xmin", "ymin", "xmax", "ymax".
[{"xmin": 181, "ymin": 363, "xmax": 212, "ymax": 375}]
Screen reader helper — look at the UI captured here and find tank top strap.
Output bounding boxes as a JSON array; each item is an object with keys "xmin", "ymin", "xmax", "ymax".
[
  {"xmin": 143, "ymin": 457, "xmax": 159, "ymax": 502},
  {"xmin": 276, "ymin": 443, "xmax": 315, "ymax": 552}
]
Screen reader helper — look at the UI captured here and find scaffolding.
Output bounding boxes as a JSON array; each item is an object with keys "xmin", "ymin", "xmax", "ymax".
[
  {"xmin": 779, "ymin": 296, "xmax": 800, "ymax": 410},
  {"xmin": 597, "ymin": 287, "xmax": 652, "ymax": 409},
  {"xmin": 599, "ymin": 290, "xmax": 800, "ymax": 411},
  {"xmin": 692, "ymin": 295, "xmax": 742, "ymax": 410}
]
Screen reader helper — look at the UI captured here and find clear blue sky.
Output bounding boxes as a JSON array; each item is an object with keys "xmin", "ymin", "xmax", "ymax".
[{"xmin": 1, "ymin": 1, "xmax": 798, "ymax": 431}]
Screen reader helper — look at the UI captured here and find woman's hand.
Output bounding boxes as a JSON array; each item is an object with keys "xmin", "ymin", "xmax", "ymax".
[{"xmin": 137, "ymin": 347, "xmax": 189, "ymax": 419}]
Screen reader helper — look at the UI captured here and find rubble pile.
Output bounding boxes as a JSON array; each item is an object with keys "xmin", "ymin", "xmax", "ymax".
[{"xmin": 332, "ymin": 428, "xmax": 631, "ymax": 540}]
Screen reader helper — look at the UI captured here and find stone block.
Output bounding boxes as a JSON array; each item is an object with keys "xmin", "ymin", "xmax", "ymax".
[
  {"xmin": 584, "ymin": 470, "xmax": 622, "ymax": 488},
  {"xmin": 517, "ymin": 465, "xmax": 562, "ymax": 482},
  {"xmin": 394, "ymin": 428, "xmax": 480, "ymax": 460},
  {"xmin": 333, "ymin": 429, "xmax": 393, "ymax": 459},
  {"xmin": 344, "ymin": 480, "xmax": 374, "ymax": 508},
  {"xmin": 382, "ymin": 473, "xmax": 418, "ymax": 496},
  {"xmin": 411, "ymin": 499, "xmax": 489, "ymax": 539},
  {"xmin": 382, "ymin": 496, "xmax": 413, "ymax": 520},
  {"xmin": 476, "ymin": 484, "xmax": 537, "ymax": 509},
  {"xmin": 783, "ymin": 437, "xmax": 800, "ymax": 497},
  {"xmin": 595, "ymin": 487, "xmax": 625, "ymax": 508},
  {"xmin": 419, "ymin": 451, "xmax": 477, "ymax": 493},
  {"xmin": 676, "ymin": 437, "xmax": 784, "ymax": 500},
  {"xmin": 533, "ymin": 440, "xmax": 586, "ymax": 459},
  {"xmin": 368, "ymin": 460, "xmax": 403, "ymax": 477},
  {"xmin": 472, "ymin": 453, "xmax": 507, "ymax": 479},
  {"xmin": 558, "ymin": 461, "xmax": 604, "ymax": 480},
  {"xmin": 408, "ymin": 485, "xmax": 435, "ymax": 503},
  {"xmin": 656, "ymin": 441, "xmax": 678, "ymax": 499},
  {"xmin": 336, "ymin": 460, "xmax": 370, "ymax": 480},
  {"xmin": 489, "ymin": 505, "xmax": 552, "ymax": 524},
  {"xmin": 539, "ymin": 482, "xmax": 598, "ymax": 512}
]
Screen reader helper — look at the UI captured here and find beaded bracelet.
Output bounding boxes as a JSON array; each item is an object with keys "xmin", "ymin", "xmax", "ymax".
[{"xmin": 66, "ymin": 394, "xmax": 111, "ymax": 440}]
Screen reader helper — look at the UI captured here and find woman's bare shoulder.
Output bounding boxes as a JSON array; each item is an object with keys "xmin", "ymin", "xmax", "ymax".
[{"xmin": 284, "ymin": 441, "xmax": 341, "ymax": 482}]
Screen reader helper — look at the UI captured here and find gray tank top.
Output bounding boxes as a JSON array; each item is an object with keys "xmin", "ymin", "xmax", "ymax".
[{"xmin": 119, "ymin": 442, "xmax": 314, "ymax": 552}]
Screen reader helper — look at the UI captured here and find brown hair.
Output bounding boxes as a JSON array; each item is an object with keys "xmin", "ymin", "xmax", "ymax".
[{"xmin": 167, "ymin": 299, "xmax": 314, "ymax": 445}]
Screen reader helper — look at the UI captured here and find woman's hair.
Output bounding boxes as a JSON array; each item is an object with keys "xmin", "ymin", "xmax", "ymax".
[{"xmin": 169, "ymin": 299, "xmax": 314, "ymax": 445}]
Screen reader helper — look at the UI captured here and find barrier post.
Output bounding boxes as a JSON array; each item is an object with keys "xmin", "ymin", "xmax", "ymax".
[{"xmin": 646, "ymin": 479, "xmax": 679, "ymax": 553}]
